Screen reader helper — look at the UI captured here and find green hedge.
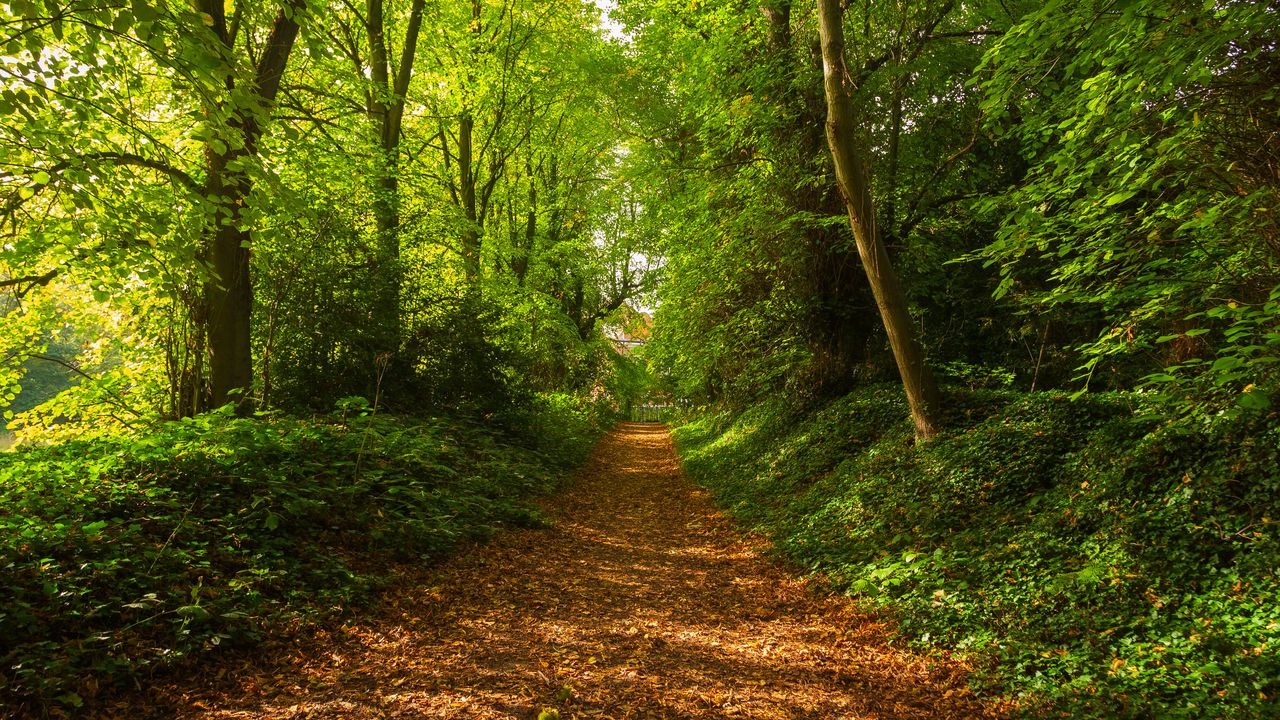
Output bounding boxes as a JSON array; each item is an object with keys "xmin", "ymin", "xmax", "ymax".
[{"xmin": 674, "ymin": 387, "xmax": 1280, "ymax": 718}]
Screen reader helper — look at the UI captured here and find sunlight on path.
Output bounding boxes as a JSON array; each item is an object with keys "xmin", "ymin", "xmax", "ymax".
[{"xmin": 128, "ymin": 423, "xmax": 1000, "ymax": 719}]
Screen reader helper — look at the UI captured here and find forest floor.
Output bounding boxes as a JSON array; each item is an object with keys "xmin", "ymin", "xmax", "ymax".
[{"xmin": 98, "ymin": 423, "xmax": 1005, "ymax": 719}]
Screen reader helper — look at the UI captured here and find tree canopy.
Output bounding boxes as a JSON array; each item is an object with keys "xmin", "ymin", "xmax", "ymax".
[{"xmin": 4, "ymin": 0, "xmax": 1275, "ymax": 429}]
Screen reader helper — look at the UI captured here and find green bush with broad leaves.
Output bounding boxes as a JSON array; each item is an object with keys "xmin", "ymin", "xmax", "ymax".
[
  {"xmin": 0, "ymin": 395, "xmax": 604, "ymax": 713},
  {"xmin": 674, "ymin": 386, "xmax": 1280, "ymax": 719}
]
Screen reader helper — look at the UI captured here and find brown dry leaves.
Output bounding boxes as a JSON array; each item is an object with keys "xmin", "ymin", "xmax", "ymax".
[{"xmin": 102, "ymin": 424, "xmax": 1006, "ymax": 719}]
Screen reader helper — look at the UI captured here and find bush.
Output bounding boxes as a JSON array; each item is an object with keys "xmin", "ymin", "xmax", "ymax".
[
  {"xmin": 674, "ymin": 385, "xmax": 1280, "ymax": 719},
  {"xmin": 0, "ymin": 400, "xmax": 599, "ymax": 713}
]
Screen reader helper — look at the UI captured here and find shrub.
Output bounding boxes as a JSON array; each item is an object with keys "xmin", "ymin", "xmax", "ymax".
[
  {"xmin": 0, "ymin": 400, "xmax": 597, "ymax": 713},
  {"xmin": 674, "ymin": 385, "xmax": 1280, "ymax": 718}
]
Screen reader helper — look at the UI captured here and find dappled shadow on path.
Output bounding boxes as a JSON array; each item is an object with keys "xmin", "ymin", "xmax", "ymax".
[{"xmin": 113, "ymin": 423, "xmax": 1004, "ymax": 719}]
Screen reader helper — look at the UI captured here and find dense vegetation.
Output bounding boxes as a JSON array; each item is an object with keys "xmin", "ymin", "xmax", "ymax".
[
  {"xmin": 622, "ymin": 0, "xmax": 1278, "ymax": 717},
  {"xmin": 635, "ymin": 0, "xmax": 1278, "ymax": 413},
  {"xmin": 1, "ymin": 0, "xmax": 637, "ymax": 711},
  {"xmin": 3, "ymin": 0, "xmax": 1278, "ymax": 717},
  {"xmin": 0, "ymin": 398, "xmax": 604, "ymax": 712},
  {"xmin": 675, "ymin": 388, "xmax": 1279, "ymax": 718}
]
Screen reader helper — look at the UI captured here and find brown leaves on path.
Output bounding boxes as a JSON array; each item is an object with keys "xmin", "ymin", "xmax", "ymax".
[{"xmin": 110, "ymin": 423, "xmax": 1005, "ymax": 719}]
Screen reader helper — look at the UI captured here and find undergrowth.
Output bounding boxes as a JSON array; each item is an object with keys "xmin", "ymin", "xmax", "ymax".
[
  {"xmin": 0, "ymin": 394, "xmax": 603, "ymax": 715},
  {"xmin": 674, "ymin": 386, "xmax": 1280, "ymax": 719}
]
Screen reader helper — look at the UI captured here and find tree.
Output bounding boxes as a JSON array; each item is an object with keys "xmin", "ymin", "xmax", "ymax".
[
  {"xmin": 362, "ymin": 0, "xmax": 425, "ymax": 349},
  {"xmin": 199, "ymin": 0, "xmax": 307, "ymax": 413},
  {"xmin": 1, "ymin": 1, "xmax": 310, "ymax": 416},
  {"xmin": 815, "ymin": 0, "xmax": 943, "ymax": 439}
]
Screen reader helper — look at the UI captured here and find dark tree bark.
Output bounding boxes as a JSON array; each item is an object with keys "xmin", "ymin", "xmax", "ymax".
[
  {"xmin": 200, "ymin": 0, "xmax": 304, "ymax": 414},
  {"xmin": 459, "ymin": 110, "xmax": 481, "ymax": 281},
  {"xmin": 366, "ymin": 0, "xmax": 426, "ymax": 350},
  {"xmin": 816, "ymin": 0, "xmax": 944, "ymax": 439}
]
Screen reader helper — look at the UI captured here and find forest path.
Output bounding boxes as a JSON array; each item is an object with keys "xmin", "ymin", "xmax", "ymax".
[{"xmin": 135, "ymin": 423, "xmax": 999, "ymax": 719}]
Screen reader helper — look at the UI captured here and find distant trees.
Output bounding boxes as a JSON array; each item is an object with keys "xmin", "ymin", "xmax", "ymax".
[
  {"xmin": 1, "ymin": 0, "xmax": 652, "ymax": 432},
  {"xmin": 622, "ymin": 0, "xmax": 1001, "ymax": 417},
  {"xmin": 5, "ymin": 0, "xmax": 1274, "ymax": 433}
]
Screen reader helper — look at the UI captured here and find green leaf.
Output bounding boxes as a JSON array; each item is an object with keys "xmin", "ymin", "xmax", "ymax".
[
  {"xmin": 131, "ymin": 0, "xmax": 158, "ymax": 22},
  {"xmin": 1237, "ymin": 388, "xmax": 1270, "ymax": 410},
  {"xmin": 175, "ymin": 604, "xmax": 211, "ymax": 620},
  {"xmin": 113, "ymin": 10, "xmax": 134, "ymax": 34},
  {"xmin": 1103, "ymin": 190, "xmax": 1136, "ymax": 206},
  {"xmin": 1210, "ymin": 356, "xmax": 1244, "ymax": 372}
]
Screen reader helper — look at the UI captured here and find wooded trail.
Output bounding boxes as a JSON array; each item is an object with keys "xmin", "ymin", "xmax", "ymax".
[{"xmin": 127, "ymin": 424, "xmax": 999, "ymax": 719}]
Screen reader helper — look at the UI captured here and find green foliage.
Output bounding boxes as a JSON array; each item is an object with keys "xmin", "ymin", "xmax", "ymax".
[
  {"xmin": 675, "ymin": 386, "xmax": 1280, "ymax": 718},
  {"xmin": 2, "ymin": 0, "xmax": 648, "ymax": 424},
  {"xmin": 938, "ymin": 361, "xmax": 1017, "ymax": 390},
  {"xmin": 6, "ymin": 0, "xmax": 1277, "ymax": 713},
  {"xmin": 0, "ymin": 400, "xmax": 599, "ymax": 713},
  {"xmin": 621, "ymin": 0, "xmax": 1031, "ymax": 406},
  {"xmin": 1145, "ymin": 286, "xmax": 1280, "ymax": 419},
  {"xmin": 972, "ymin": 0, "xmax": 1280, "ymax": 399}
]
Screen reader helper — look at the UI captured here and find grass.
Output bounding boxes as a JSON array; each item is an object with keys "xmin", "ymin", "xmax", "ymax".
[{"xmin": 673, "ymin": 386, "xmax": 1280, "ymax": 719}]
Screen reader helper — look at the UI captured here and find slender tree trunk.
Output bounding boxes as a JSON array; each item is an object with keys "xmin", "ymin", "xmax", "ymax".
[
  {"xmin": 457, "ymin": 0, "xmax": 485, "ymax": 285},
  {"xmin": 760, "ymin": 0, "xmax": 875, "ymax": 393},
  {"xmin": 815, "ymin": 0, "xmax": 943, "ymax": 439},
  {"xmin": 884, "ymin": 83, "xmax": 903, "ymax": 242},
  {"xmin": 459, "ymin": 111, "xmax": 481, "ymax": 282},
  {"xmin": 367, "ymin": 0, "xmax": 400, "ymax": 345},
  {"xmin": 514, "ymin": 159, "xmax": 536, "ymax": 285},
  {"xmin": 366, "ymin": 0, "xmax": 425, "ymax": 352}
]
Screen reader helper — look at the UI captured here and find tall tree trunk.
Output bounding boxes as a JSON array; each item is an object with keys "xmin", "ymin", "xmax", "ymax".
[
  {"xmin": 366, "ymin": 0, "xmax": 425, "ymax": 352},
  {"xmin": 761, "ymin": 0, "xmax": 875, "ymax": 394},
  {"xmin": 514, "ymin": 158, "xmax": 536, "ymax": 286},
  {"xmin": 457, "ymin": 0, "xmax": 484, "ymax": 285},
  {"xmin": 205, "ymin": 157, "xmax": 255, "ymax": 413},
  {"xmin": 760, "ymin": 0, "xmax": 790, "ymax": 51},
  {"xmin": 201, "ymin": 1, "xmax": 303, "ymax": 414},
  {"xmin": 459, "ymin": 111, "xmax": 481, "ymax": 282},
  {"xmin": 815, "ymin": 0, "xmax": 943, "ymax": 439}
]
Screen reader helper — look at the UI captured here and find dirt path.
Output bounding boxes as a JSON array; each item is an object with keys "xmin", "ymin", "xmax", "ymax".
[{"xmin": 129, "ymin": 423, "xmax": 1001, "ymax": 719}]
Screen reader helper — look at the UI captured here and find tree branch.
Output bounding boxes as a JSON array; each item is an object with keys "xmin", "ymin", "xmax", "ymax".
[
  {"xmin": 2, "ymin": 152, "xmax": 200, "ymax": 219},
  {"xmin": 0, "ymin": 268, "xmax": 59, "ymax": 299}
]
